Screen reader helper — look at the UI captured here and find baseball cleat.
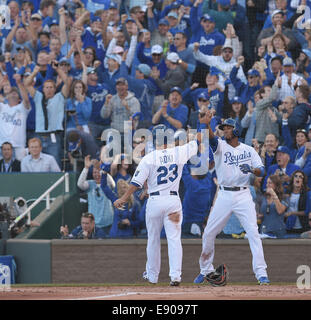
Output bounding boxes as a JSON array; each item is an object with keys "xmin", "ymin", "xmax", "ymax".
[
  {"xmin": 193, "ymin": 273, "xmax": 205, "ymax": 284},
  {"xmin": 142, "ymin": 271, "xmax": 156, "ymax": 284},
  {"xmin": 169, "ymin": 280, "xmax": 181, "ymax": 286},
  {"xmin": 258, "ymin": 276, "xmax": 270, "ymax": 285}
]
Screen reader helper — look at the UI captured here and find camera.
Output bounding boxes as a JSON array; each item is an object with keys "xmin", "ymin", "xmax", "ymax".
[{"xmin": 117, "ymin": 221, "xmax": 128, "ymax": 230}]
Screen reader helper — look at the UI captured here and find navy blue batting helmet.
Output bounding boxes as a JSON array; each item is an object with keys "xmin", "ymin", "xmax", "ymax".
[
  {"xmin": 219, "ymin": 118, "xmax": 239, "ymax": 137},
  {"xmin": 152, "ymin": 124, "xmax": 168, "ymax": 145}
]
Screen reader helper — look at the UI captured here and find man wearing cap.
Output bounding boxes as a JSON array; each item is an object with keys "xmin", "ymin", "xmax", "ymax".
[
  {"xmin": 5, "ymin": 20, "xmax": 36, "ymax": 58},
  {"xmin": 0, "ymin": 74, "xmax": 31, "ymax": 161},
  {"xmin": 82, "ymin": 66, "xmax": 110, "ymax": 146},
  {"xmin": 152, "ymin": 87, "xmax": 188, "ymax": 131},
  {"xmin": 277, "ymin": 57, "xmax": 304, "ymax": 102},
  {"xmin": 257, "ymin": 9, "xmax": 300, "ymax": 57},
  {"xmin": 230, "ymin": 56, "xmax": 262, "ymax": 105},
  {"xmin": 100, "ymin": 77, "xmax": 141, "ymax": 135},
  {"xmin": 149, "ymin": 16, "xmax": 171, "ymax": 49},
  {"xmin": 101, "ymin": 54, "xmax": 122, "ymax": 94},
  {"xmin": 262, "ymin": 0, "xmax": 294, "ymax": 30},
  {"xmin": 193, "ymin": 32, "xmax": 247, "ymax": 100},
  {"xmin": 190, "ymin": 0, "xmax": 225, "ymax": 56},
  {"xmin": 263, "ymin": 145, "xmax": 300, "ymax": 190},
  {"xmin": 201, "ymin": 0, "xmax": 235, "ymax": 34},
  {"xmin": 120, "ymin": 59, "xmax": 157, "ymax": 128},
  {"xmin": 151, "ymin": 52, "xmax": 187, "ymax": 98}
]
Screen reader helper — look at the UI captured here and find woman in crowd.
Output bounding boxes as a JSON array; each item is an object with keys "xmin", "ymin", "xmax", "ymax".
[
  {"xmin": 101, "ymin": 173, "xmax": 140, "ymax": 237},
  {"xmin": 259, "ymin": 174, "xmax": 288, "ymax": 238},
  {"xmin": 284, "ymin": 170, "xmax": 311, "ymax": 235}
]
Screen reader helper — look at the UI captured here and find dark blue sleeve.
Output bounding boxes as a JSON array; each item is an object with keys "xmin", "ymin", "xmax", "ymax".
[
  {"xmin": 5, "ymin": 62, "xmax": 17, "ymax": 87},
  {"xmin": 100, "ymin": 174, "xmax": 118, "ymax": 203},
  {"xmin": 230, "ymin": 66, "xmax": 244, "ymax": 94}
]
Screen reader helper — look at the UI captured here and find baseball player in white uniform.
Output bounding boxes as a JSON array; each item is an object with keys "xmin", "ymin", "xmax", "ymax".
[
  {"xmin": 114, "ymin": 124, "xmax": 199, "ymax": 286},
  {"xmin": 194, "ymin": 113, "xmax": 270, "ymax": 285}
]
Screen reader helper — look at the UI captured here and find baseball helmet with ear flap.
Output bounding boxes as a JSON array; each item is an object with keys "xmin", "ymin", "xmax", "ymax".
[{"xmin": 219, "ymin": 118, "xmax": 239, "ymax": 137}]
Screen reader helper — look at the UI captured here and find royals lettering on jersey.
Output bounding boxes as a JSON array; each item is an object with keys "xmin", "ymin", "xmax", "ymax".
[
  {"xmin": 213, "ymin": 138, "xmax": 264, "ymax": 187},
  {"xmin": 224, "ymin": 150, "xmax": 252, "ymax": 167},
  {"xmin": 131, "ymin": 140, "xmax": 198, "ymax": 194}
]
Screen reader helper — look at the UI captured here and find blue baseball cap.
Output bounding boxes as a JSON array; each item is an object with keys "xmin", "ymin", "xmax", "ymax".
[
  {"xmin": 171, "ymin": 1, "xmax": 181, "ymax": 8},
  {"xmin": 125, "ymin": 17, "xmax": 135, "ymax": 23},
  {"xmin": 200, "ymin": 14, "xmax": 215, "ymax": 23},
  {"xmin": 167, "ymin": 11, "xmax": 178, "ymax": 19},
  {"xmin": 247, "ymin": 69, "xmax": 260, "ymax": 77},
  {"xmin": 91, "ymin": 15, "xmax": 101, "ymax": 23},
  {"xmin": 170, "ymin": 86, "xmax": 182, "ymax": 95},
  {"xmin": 136, "ymin": 64, "xmax": 151, "ymax": 76},
  {"xmin": 197, "ymin": 92, "xmax": 209, "ymax": 101},
  {"xmin": 217, "ymin": 0, "xmax": 230, "ymax": 6},
  {"xmin": 276, "ymin": 145, "xmax": 290, "ymax": 156},
  {"xmin": 59, "ymin": 57, "xmax": 71, "ymax": 65},
  {"xmin": 231, "ymin": 96, "xmax": 242, "ymax": 104},
  {"xmin": 49, "ymin": 19, "xmax": 58, "ymax": 27},
  {"xmin": 109, "ymin": 2, "xmax": 118, "ymax": 9},
  {"xmin": 158, "ymin": 18, "xmax": 169, "ymax": 26},
  {"xmin": 209, "ymin": 67, "xmax": 220, "ymax": 77}
]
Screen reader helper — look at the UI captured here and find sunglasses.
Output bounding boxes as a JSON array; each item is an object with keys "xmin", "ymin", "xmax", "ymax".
[
  {"xmin": 152, "ymin": 53, "xmax": 161, "ymax": 56},
  {"xmin": 198, "ymin": 98, "xmax": 208, "ymax": 102},
  {"xmin": 84, "ymin": 51, "xmax": 94, "ymax": 55},
  {"xmin": 296, "ymin": 129, "xmax": 307, "ymax": 133}
]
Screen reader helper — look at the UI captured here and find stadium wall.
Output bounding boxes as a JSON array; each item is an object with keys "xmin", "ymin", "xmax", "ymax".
[{"xmin": 4, "ymin": 239, "xmax": 311, "ymax": 284}]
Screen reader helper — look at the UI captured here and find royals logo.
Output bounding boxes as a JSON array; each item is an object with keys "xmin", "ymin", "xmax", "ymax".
[{"xmin": 224, "ymin": 151, "xmax": 251, "ymax": 167}]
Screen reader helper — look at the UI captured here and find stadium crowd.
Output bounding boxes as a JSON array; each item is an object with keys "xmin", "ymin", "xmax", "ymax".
[{"xmin": 1, "ymin": 0, "xmax": 311, "ymax": 239}]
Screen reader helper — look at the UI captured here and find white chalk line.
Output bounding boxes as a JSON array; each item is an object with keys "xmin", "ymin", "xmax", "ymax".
[{"xmin": 67, "ymin": 291, "xmax": 199, "ymax": 300}]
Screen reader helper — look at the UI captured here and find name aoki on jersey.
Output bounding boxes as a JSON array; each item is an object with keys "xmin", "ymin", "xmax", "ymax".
[
  {"xmin": 224, "ymin": 151, "xmax": 251, "ymax": 167},
  {"xmin": 160, "ymin": 155, "xmax": 174, "ymax": 165}
]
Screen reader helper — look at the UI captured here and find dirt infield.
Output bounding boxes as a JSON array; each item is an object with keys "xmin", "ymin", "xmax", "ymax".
[{"xmin": 1, "ymin": 284, "xmax": 310, "ymax": 300}]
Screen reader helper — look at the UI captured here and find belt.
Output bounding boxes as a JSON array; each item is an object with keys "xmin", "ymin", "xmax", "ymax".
[
  {"xmin": 219, "ymin": 186, "xmax": 247, "ymax": 191},
  {"xmin": 150, "ymin": 191, "xmax": 178, "ymax": 196}
]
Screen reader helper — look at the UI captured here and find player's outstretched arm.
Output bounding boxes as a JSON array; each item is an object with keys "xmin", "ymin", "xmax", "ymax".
[{"xmin": 113, "ymin": 184, "xmax": 139, "ymax": 209}]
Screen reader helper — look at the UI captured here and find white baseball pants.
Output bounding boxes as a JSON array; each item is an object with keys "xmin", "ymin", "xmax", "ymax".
[
  {"xmin": 145, "ymin": 195, "xmax": 183, "ymax": 283},
  {"xmin": 199, "ymin": 188, "xmax": 268, "ymax": 280}
]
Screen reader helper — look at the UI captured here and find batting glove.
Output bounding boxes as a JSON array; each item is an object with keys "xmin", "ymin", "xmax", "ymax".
[{"xmin": 239, "ymin": 164, "xmax": 253, "ymax": 174}]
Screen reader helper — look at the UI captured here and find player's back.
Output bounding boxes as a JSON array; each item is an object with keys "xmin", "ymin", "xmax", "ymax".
[{"xmin": 132, "ymin": 141, "xmax": 198, "ymax": 194}]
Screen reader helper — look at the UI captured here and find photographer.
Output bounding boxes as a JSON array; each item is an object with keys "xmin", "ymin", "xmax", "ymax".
[{"xmin": 60, "ymin": 212, "xmax": 105, "ymax": 239}]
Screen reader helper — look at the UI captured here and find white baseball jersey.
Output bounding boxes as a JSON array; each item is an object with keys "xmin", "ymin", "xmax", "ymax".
[
  {"xmin": 0, "ymin": 102, "xmax": 30, "ymax": 148},
  {"xmin": 213, "ymin": 138, "xmax": 264, "ymax": 187},
  {"xmin": 131, "ymin": 140, "xmax": 198, "ymax": 194}
]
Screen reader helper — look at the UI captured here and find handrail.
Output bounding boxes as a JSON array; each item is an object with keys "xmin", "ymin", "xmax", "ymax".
[{"xmin": 9, "ymin": 173, "xmax": 70, "ymax": 231}]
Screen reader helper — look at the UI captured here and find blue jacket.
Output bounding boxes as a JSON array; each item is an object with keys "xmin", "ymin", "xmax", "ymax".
[
  {"xmin": 189, "ymin": 6, "xmax": 225, "ymax": 56},
  {"xmin": 288, "ymin": 103, "xmax": 311, "ymax": 138},
  {"xmin": 157, "ymin": 103, "xmax": 189, "ymax": 131},
  {"xmin": 69, "ymin": 225, "xmax": 106, "ymax": 239},
  {"xmin": 296, "ymin": 147, "xmax": 311, "ymax": 189},
  {"xmin": 230, "ymin": 66, "xmax": 261, "ymax": 105},
  {"xmin": 66, "ymin": 97, "xmax": 92, "ymax": 129},
  {"xmin": 87, "ymin": 83, "xmax": 110, "ymax": 125},
  {"xmin": 120, "ymin": 62, "xmax": 157, "ymax": 122}
]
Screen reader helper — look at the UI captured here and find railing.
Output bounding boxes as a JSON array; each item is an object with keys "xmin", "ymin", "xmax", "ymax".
[{"xmin": 9, "ymin": 173, "xmax": 70, "ymax": 231}]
